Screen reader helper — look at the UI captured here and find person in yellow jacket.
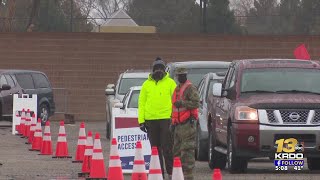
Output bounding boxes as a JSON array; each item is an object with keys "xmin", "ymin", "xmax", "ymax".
[{"xmin": 138, "ymin": 57, "xmax": 176, "ymax": 179}]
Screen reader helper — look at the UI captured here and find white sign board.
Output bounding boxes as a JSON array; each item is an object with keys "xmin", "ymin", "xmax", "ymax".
[
  {"xmin": 12, "ymin": 94, "xmax": 37, "ymax": 135},
  {"xmin": 112, "ymin": 108, "xmax": 151, "ymax": 174}
]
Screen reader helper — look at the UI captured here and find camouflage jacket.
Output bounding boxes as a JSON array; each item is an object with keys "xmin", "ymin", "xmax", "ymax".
[{"xmin": 176, "ymin": 83, "xmax": 200, "ymax": 110}]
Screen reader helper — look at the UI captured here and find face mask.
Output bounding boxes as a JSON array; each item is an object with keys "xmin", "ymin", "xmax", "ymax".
[
  {"xmin": 178, "ymin": 74, "xmax": 187, "ymax": 83},
  {"xmin": 152, "ymin": 70, "xmax": 164, "ymax": 81}
]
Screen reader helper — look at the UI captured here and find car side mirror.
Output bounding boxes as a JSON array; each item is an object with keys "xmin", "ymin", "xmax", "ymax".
[
  {"xmin": 105, "ymin": 88, "xmax": 115, "ymax": 95},
  {"xmin": 0, "ymin": 84, "xmax": 11, "ymax": 91},
  {"xmin": 114, "ymin": 102, "xmax": 124, "ymax": 109},
  {"xmin": 212, "ymin": 83, "xmax": 222, "ymax": 97}
]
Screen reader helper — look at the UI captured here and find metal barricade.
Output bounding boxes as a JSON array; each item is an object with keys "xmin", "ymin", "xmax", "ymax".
[{"xmin": 52, "ymin": 88, "xmax": 68, "ymax": 114}]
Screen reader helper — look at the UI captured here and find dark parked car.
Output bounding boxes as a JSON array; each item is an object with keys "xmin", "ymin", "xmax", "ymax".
[{"xmin": 0, "ymin": 70, "xmax": 55, "ymax": 125}]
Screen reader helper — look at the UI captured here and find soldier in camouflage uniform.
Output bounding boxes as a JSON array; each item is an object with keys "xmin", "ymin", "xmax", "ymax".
[{"xmin": 171, "ymin": 67, "xmax": 200, "ymax": 180}]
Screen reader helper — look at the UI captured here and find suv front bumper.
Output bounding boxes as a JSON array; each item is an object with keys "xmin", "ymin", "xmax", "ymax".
[{"xmin": 234, "ymin": 109, "xmax": 320, "ymax": 158}]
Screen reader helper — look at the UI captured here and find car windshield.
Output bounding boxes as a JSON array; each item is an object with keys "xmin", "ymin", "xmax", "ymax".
[
  {"xmin": 128, "ymin": 90, "xmax": 140, "ymax": 108},
  {"xmin": 176, "ymin": 68, "xmax": 228, "ymax": 86},
  {"xmin": 241, "ymin": 68, "xmax": 320, "ymax": 94},
  {"xmin": 118, "ymin": 78, "xmax": 147, "ymax": 95}
]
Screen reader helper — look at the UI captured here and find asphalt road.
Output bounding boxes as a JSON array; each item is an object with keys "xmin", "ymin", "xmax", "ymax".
[{"xmin": 1, "ymin": 121, "xmax": 320, "ymax": 180}]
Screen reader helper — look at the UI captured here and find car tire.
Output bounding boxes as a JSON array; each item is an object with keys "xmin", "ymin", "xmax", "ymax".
[
  {"xmin": 0, "ymin": 104, "xmax": 2, "ymax": 121},
  {"xmin": 106, "ymin": 117, "xmax": 110, "ymax": 139},
  {"xmin": 106, "ymin": 105, "xmax": 112, "ymax": 139},
  {"xmin": 208, "ymin": 129, "xmax": 226, "ymax": 169},
  {"xmin": 39, "ymin": 103, "xmax": 49, "ymax": 126},
  {"xmin": 307, "ymin": 158, "xmax": 320, "ymax": 170},
  {"xmin": 227, "ymin": 126, "xmax": 248, "ymax": 173},
  {"xmin": 196, "ymin": 125, "xmax": 208, "ymax": 161}
]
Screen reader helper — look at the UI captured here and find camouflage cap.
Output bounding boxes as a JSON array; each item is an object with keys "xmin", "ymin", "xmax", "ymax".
[{"xmin": 175, "ymin": 67, "xmax": 188, "ymax": 74}]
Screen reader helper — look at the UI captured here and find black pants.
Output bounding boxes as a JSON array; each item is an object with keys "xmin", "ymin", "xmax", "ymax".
[{"xmin": 145, "ymin": 119, "xmax": 173, "ymax": 175}]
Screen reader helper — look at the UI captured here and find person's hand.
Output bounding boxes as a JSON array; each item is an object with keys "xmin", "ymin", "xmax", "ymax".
[
  {"xmin": 174, "ymin": 100, "xmax": 184, "ymax": 108},
  {"xmin": 139, "ymin": 123, "xmax": 148, "ymax": 133}
]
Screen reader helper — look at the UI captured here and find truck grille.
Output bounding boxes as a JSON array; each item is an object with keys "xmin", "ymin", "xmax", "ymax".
[
  {"xmin": 280, "ymin": 110, "xmax": 308, "ymax": 124},
  {"xmin": 266, "ymin": 110, "xmax": 277, "ymax": 123},
  {"xmin": 312, "ymin": 111, "xmax": 320, "ymax": 124}
]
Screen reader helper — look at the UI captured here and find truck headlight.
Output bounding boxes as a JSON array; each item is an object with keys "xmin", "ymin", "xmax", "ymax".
[{"xmin": 235, "ymin": 106, "xmax": 258, "ymax": 121}]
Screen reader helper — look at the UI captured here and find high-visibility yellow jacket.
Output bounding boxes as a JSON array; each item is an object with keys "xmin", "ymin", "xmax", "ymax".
[{"xmin": 138, "ymin": 73, "xmax": 177, "ymax": 124}]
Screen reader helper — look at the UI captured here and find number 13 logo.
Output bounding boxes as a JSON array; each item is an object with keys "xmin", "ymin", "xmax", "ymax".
[{"xmin": 275, "ymin": 138, "xmax": 298, "ymax": 153}]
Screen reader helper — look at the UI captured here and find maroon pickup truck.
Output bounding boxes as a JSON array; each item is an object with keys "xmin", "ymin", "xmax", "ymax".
[{"xmin": 207, "ymin": 59, "xmax": 320, "ymax": 173}]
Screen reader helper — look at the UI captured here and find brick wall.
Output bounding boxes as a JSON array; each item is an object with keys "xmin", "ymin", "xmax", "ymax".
[{"xmin": 0, "ymin": 33, "xmax": 319, "ymax": 121}]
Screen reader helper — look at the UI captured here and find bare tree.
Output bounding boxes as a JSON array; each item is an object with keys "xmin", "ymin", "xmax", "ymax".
[
  {"xmin": 230, "ymin": 0, "xmax": 254, "ymax": 16},
  {"xmin": 76, "ymin": 0, "xmax": 129, "ymax": 26}
]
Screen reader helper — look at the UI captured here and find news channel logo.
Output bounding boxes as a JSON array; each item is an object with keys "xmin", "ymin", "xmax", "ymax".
[{"xmin": 274, "ymin": 138, "xmax": 304, "ymax": 171}]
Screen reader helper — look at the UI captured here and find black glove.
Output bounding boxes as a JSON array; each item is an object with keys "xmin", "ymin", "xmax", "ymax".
[
  {"xmin": 139, "ymin": 123, "xmax": 148, "ymax": 133},
  {"xmin": 174, "ymin": 100, "xmax": 184, "ymax": 108}
]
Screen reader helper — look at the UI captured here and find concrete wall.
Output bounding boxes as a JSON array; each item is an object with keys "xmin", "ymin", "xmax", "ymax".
[{"xmin": 0, "ymin": 33, "xmax": 319, "ymax": 121}]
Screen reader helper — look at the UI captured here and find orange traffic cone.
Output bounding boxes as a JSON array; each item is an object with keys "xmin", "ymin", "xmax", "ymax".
[
  {"xmin": 132, "ymin": 141, "xmax": 147, "ymax": 180},
  {"xmin": 148, "ymin": 147, "xmax": 163, "ymax": 180},
  {"xmin": 212, "ymin": 168, "xmax": 222, "ymax": 180},
  {"xmin": 52, "ymin": 120, "xmax": 72, "ymax": 158},
  {"xmin": 15, "ymin": 110, "xmax": 20, "ymax": 134},
  {"xmin": 79, "ymin": 131, "xmax": 93, "ymax": 177},
  {"xmin": 29, "ymin": 119, "xmax": 42, "ymax": 151},
  {"xmin": 40, "ymin": 121, "xmax": 53, "ymax": 155},
  {"xmin": 172, "ymin": 157, "xmax": 184, "ymax": 180},
  {"xmin": 27, "ymin": 113, "xmax": 36, "ymax": 144},
  {"xmin": 19, "ymin": 109, "xmax": 26, "ymax": 137},
  {"xmin": 107, "ymin": 138, "xmax": 124, "ymax": 180},
  {"xmin": 24, "ymin": 109, "xmax": 31, "ymax": 138},
  {"xmin": 73, "ymin": 122, "xmax": 86, "ymax": 163},
  {"xmin": 89, "ymin": 133, "xmax": 107, "ymax": 179}
]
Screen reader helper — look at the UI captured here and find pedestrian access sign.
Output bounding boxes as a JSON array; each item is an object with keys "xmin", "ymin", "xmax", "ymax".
[{"xmin": 111, "ymin": 108, "xmax": 151, "ymax": 173}]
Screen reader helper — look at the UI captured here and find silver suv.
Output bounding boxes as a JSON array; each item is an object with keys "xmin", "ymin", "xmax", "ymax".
[{"xmin": 105, "ymin": 69, "xmax": 149, "ymax": 139}]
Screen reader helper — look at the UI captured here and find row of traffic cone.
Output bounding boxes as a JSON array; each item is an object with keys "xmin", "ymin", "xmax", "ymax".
[{"xmin": 15, "ymin": 110, "xmax": 222, "ymax": 180}]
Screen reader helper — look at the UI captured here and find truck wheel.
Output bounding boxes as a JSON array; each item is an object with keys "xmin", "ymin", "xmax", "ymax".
[
  {"xmin": 196, "ymin": 125, "xmax": 208, "ymax": 161},
  {"xmin": 307, "ymin": 158, "xmax": 320, "ymax": 170},
  {"xmin": 208, "ymin": 130, "xmax": 226, "ymax": 169},
  {"xmin": 227, "ymin": 128, "xmax": 248, "ymax": 173}
]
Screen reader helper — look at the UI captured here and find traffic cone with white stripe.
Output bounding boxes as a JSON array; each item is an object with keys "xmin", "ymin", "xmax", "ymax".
[
  {"xmin": 19, "ymin": 109, "xmax": 26, "ymax": 136},
  {"xmin": 40, "ymin": 121, "xmax": 53, "ymax": 155},
  {"xmin": 78, "ymin": 131, "xmax": 93, "ymax": 177},
  {"xmin": 89, "ymin": 132, "xmax": 107, "ymax": 179},
  {"xmin": 132, "ymin": 141, "xmax": 147, "ymax": 180},
  {"xmin": 172, "ymin": 157, "xmax": 184, "ymax": 180},
  {"xmin": 107, "ymin": 138, "xmax": 124, "ymax": 180},
  {"xmin": 148, "ymin": 147, "xmax": 163, "ymax": 180},
  {"xmin": 29, "ymin": 119, "xmax": 42, "ymax": 151},
  {"xmin": 73, "ymin": 122, "xmax": 86, "ymax": 163},
  {"xmin": 24, "ymin": 109, "xmax": 31, "ymax": 138},
  {"xmin": 52, "ymin": 120, "xmax": 72, "ymax": 158},
  {"xmin": 27, "ymin": 113, "xmax": 37, "ymax": 144},
  {"xmin": 15, "ymin": 110, "xmax": 20, "ymax": 134}
]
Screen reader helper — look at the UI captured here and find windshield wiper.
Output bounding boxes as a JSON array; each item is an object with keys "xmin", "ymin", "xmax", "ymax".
[
  {"xmin": 241, "ymin": 90, "xmax": 276, "ymax": 93},
  {"xmin": 275, "ymin": 90, "xmax": 320, "ymax": 95}
]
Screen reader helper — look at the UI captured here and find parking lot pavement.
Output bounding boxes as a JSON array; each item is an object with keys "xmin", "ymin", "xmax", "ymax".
[{"xmin": 1, "ymin": 121, "xmax": 320, "ymax": 180}]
